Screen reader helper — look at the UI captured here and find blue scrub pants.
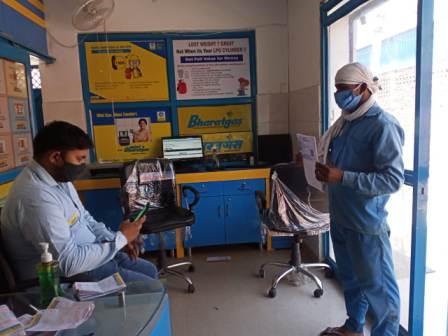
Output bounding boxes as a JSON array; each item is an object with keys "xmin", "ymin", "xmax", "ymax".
[{"xmin": 331, "ymin": 224, "xmax": 400, "ymax": 336}]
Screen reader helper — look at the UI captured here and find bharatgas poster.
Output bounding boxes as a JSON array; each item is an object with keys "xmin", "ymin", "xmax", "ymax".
[
  {"xmin": 91, "ymin": 107, "xmax": 171, "ymax": 162},
  {"xmin": 173, "ymin": 38, "xmax": 251, "ymax": 100},
  {"xmin": 178, "ymin": 104, "xmax": 252, "ymax": 135},
  {"xmin": 85, "ymin": 40, "xmax": 169, "ymax": 103}
]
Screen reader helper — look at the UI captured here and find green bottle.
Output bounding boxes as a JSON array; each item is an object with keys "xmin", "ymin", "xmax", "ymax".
[{"xmin": 36, "ymin": 243, "xmax": 63, "ymax": 307}]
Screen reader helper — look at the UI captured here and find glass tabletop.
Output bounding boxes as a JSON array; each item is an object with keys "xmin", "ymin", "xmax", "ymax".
[{"xmin": 0, "ymin": 280, "xmax": 167, "ymax": 336}]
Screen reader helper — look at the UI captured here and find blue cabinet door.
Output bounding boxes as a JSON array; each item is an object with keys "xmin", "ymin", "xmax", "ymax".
[
  {"xmin": 224, "ymin": 195, "xmax": 261, "ymax": 244},
  {"xmin": 184, "ymin": 196, "xmax": 226, "ymax": 248}
]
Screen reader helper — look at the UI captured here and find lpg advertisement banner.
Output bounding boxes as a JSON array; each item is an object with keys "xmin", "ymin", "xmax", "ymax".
[
  {"xmin": 178, "ymin": 104, "xmax": 252, "ymax": 135},
  {"xmin": 85, "ymin": 40, "xmax": 169, "ymax": 103},
  {"xmin": 173, "ymin": 38, "xmax": 251, "ymax": 100}
]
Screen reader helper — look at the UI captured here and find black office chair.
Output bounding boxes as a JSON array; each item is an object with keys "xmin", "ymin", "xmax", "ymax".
[
  {"xmin": 121, "ymin": 159, "xmax": 200, "ymax": 293},
  {"xmin": 0, "ymin": 223, "xmax": 39, "ymax": 294},
  {"xmin": 256, "ymin": 163, "xmax": 332, "ymax": 298}
]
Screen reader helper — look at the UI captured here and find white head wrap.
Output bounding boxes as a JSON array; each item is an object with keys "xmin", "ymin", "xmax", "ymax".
[{"xmin": 318, "ymin": 62, "xmax": 380, "ymax": 164}]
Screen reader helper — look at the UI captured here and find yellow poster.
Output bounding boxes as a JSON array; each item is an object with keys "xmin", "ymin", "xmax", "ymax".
[
  {"xmin": 4, "ymin": 60, "xmax": 28, "ymax": 98},
  {"xmin": 91, "ymin": 108, "xmax": 172, "ymax": 162},
  {"xmin": 178, "ymin": 104, "xmax": 252, "ymax": 135},
  {"xmin": 85, "ymin": 40, "xmax": 169, "ymax": 103},
  {"xmin": 202, "ymin": 132, "xmax": 253, "ymax": 155}
]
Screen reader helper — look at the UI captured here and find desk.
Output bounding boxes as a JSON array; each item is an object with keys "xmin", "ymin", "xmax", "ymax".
[
  {"xmin": 0, "ymin": 280, "xmax": 171, "ymax": 335},
  {"xmin": 74, "ymin": 168, "xmax": 272, "ymax": 258}
]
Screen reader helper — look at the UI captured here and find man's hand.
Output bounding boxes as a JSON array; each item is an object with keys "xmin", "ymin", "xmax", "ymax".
[
  {"xmin": 119, "ymin": 215, "xmax": 145, "ymax": 243},
  {"xmin": 124, "ymin": 235, "xmax": 144, "ymax": 261},
  {"xmin": 315, "ymin": 162, "xmax": 343, "ymax": 183}
]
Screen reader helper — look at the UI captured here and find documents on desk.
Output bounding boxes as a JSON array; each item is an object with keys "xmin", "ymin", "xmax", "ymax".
[
  {"xmin": 296, "ymin": 133, "xmax": 324, "ymax": 192},
  {"xmin": 74, "ymin": 272, "xmax": 126, "ymax": 301},
  {"xmin": 0, "ymin": 297, "xmax": 94, "ymax": 335}
]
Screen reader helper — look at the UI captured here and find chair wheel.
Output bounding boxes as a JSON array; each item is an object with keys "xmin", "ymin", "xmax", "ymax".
[
  {"xmin": 267, "ymin": 288, "xmax": 276, "ymax": 298},
  {"xmin": 314, "ymin": 288, "xmax": 323, "ymax": 298},
  {"xmin": 188, "ymin": 265, "xmax": 195, "ymax": 272},
  {"xmin": 324, "ymin": 268, "xmax": 334, "ymax": 278},
  {"xmin": 258, "ymin": 269, "xmax": 265, "ymax": 278},
  {"xmin": 187, "ymin": 284, "xmax": 195, "ymax": 293}
]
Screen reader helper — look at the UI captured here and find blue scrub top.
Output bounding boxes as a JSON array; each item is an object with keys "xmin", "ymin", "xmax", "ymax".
[{"xmin": 327, "ymin": 103, "xmax": 405, "ymax": 235}]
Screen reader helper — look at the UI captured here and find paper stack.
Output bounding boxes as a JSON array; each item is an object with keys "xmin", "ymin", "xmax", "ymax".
[
  {"xmin": 74, "ymin": 272, "xmax": 126, "ymax": 301},
  {"xmin": 1, "ymin": 297, "xmax": 94, "ymax": 335}
]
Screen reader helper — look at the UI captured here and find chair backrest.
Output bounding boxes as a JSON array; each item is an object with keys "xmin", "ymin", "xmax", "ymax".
[
  {"xmin": 0, "ymin": 219, "xmax": 17, "ymax": 293},
  {"xmin": 265, "ymin": 163, "xmax": 329, "ymax": 234},
  {"xmin": 121, "ymin": 159, "xmax": 177, "ymax": 215},
  {"xmin": 271, "ymin": 163, "xmax": 310, "ymax": 203}
]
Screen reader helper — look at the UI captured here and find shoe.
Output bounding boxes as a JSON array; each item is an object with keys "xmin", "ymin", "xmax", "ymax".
[{"xmin": 319, "ymin": 326, "xmax": 364, "ymax": 336}]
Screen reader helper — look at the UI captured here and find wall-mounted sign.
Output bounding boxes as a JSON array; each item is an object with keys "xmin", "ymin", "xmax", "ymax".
[
  {"xmin": 178, "ymin": 104, "xmax": 252, "ymax": 135},
  {"xmin": 85, "ymin": 40, "xmax": 169, "ymax": 103},
  {"xmin": 202, "ymin": 132, "xmax": 253, "ymax": 155},
  {"xmin": 91, "ymin": 107, "xmax": 172, "ymax": 162},
  {"xmin": 173, "ymin": 38, "xmax": 251, "ymax": 100},
  {"xmin": 4, "ymin": 60, "xmax": 28, "ymax": 99}
]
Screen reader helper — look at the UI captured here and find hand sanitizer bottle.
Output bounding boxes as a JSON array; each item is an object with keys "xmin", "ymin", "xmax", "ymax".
[{"xmin": 36, "ymin": 243, "xmax": 63, "ymax": 307}]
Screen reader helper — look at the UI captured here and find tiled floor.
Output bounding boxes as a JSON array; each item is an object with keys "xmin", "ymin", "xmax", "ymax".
[{"xmin": 157, "ymin": 245, "xmax": 357, "ymax": 336}]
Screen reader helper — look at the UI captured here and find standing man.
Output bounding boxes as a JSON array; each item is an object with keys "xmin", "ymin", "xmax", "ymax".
[
  {"xmin": 1, "ymin": 121, "xmax": 158, "ymax": 283},
  {"xmin": 316, "ymin": 63, "xmax": 404, "ymax": 336}
]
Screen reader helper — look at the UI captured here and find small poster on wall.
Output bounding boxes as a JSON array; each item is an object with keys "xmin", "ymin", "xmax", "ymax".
[
  {"xmin": 0, "ymin": 97, "xmax": 11, "ymax": 134},
  {"xmin": 173, "ymin": 38, "xmax": 251, "ymax": 100},
  {"xmin": 8, "ymin": 98, "xmax": 30, "ymax": 132},
  {"xmin": 4, "ymin": 60, "xmax": 28, "ymax": 99},
  {"xmin": 12, "ymin": 133, "xmax": 32, "ymax": 167},
  {"xmin": 0, "ymin": 60, "xmax": 6, "ymax": 95},
  {"xmin": 202, "ymin": 132, "xmax": 253, "ymax": 155},
  {"xmin": 85, "ymin": 40, "xmax": 169, "ymax": 103},
  {"xmin": 0, "ymin": 135, "xmax": 14, "ymax": 172},
  {"xmin": 91, "ymin": 107, "xmax": 172, "ymax": 162}
]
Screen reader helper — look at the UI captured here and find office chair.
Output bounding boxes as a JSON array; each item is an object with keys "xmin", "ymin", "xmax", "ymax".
[
  {"xmin": 0, "ymin": 222, "xmax": 39, "ymax": 293},
  {"xmin": 256, "ymin": 163, "xmax": 332, "ymax": 298},
  {"xmin": 121, "ymin": 159, "xmax": 200, "ymax": 293}
]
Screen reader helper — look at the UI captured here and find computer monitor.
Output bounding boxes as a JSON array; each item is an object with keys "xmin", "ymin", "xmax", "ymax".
[{"xmin": 162, "ymin": 136, "xmax": 204, "ymax": 160}]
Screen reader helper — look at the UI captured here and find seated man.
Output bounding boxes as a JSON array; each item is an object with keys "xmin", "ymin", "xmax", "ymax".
[{"xmin": 1, "ymin": 121, "xmax": 158, "ymax": 283}]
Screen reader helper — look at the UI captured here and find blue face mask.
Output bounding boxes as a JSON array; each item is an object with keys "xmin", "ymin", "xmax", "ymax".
[{"xmin": 334, "ymin": 86, "xmax": 362, "ymax": 112}]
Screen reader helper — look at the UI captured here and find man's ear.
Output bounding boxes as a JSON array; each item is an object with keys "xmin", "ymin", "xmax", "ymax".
[
  {"xmin": 360, "ymin": 83, "xmax": 368, "ymax": 93},
  {"xmin": 48, "ymin": 151, "xmax": 63, "ymax": 165}
]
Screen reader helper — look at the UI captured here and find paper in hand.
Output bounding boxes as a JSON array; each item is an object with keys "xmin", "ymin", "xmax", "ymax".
[{"xmin": 296, "ymin": 133, "xmax": 324, "ymax": 192}]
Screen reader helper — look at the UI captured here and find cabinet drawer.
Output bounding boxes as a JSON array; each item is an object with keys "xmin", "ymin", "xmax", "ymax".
[
  {"xmin": 182, "ymin": 182, "xmax": 222, "ymax": 197},
  {"xmin": 223, "ymin": 179, "xmax": 265, "ymax": 195}
]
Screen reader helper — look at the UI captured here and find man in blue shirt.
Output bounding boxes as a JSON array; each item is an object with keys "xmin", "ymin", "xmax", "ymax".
[
  {"xmin": 316, "ymin": 63, "xmax": 404, "ymax": 336},
  {"xmin": 1, "ymin": 121, "xmax": 158, "ymax": 283}
]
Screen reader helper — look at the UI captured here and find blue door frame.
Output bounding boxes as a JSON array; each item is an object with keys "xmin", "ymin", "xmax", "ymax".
[{"xmin": 319, "ymin": 1, "xmax": 434, "ymax": 335}]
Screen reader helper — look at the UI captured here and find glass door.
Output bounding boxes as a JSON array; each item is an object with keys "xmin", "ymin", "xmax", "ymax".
[{"xmin": 321, "ymin": 0, "xmax": 434, "ymax": 334}]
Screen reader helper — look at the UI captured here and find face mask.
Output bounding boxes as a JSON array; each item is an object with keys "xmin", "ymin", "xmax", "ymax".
[
  {"xmin": 60, "ymin": 162, "xmax": 87, "ymax": 182},
  {"xmin": 334, "ymin": 86, "xmax": 363, "ymax": 112}
]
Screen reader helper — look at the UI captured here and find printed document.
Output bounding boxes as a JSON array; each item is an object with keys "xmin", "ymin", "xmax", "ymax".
[{"xmin": 296, "ymin": 133, "xmax": 324, "ymax": 192}]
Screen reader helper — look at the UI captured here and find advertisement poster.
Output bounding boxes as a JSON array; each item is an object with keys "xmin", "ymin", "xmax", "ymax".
[
  {"xmin": 8, "ymin": 98, "xmax": 30, "ymax": 132},
  {"xmin": 0, "ymin": 135, "xmax": 14, "ymax": 172},
  {"xmin": 0, "ymin": 60, "xmax": 6, "ymax": 95},
  {"xmin": 202, "ymin": 132, "xmax": 253, "ymax": 155},
  {"xmin": 4, "ymin": 60, "xmax": 28, "ymax": 99},
  {"xmin": 173, "ymin": 38, "xmax": 251, "ymax": 100},
  {"xmin": 91, "ymin": 107, "xmax": 172, "ymax": 162},
  {"xmin": 12, "ymin": 133, "xmax": 32, "ymax": 167},
  {"xmin": 85, "ymin": 40, "xmax": 169, "ymax": 103},
  {"xmin": 0, "ymin": 96, "xmax": 11, "ymax": 133},
  {"xmin": 178, "ymin": 104, "xmax": 252, "ymax": 135}
]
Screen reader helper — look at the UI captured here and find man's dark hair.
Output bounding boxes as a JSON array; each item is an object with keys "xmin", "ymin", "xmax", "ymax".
[
  {"xmin": 33, "ymin": 121, "xmax": 93, "ymax": 159},
  {"xmin": 138, "ymin": 118, "xmax": 148, "ymax": 125}
]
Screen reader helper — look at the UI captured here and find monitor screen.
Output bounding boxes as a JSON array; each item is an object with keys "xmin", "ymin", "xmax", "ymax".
[{"xmin": 162, "ymin": 136, "xmax": 204, "ymax": 160}]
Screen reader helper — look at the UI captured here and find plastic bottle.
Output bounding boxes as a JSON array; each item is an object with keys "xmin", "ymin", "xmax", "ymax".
[{"xmin": 36, "ymin": 243, "xmax": 63, "ymax": 307}]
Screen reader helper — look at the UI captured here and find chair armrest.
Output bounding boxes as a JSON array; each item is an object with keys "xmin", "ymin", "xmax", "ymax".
[{"xmin": 182, "ymin": 186, "xmax": 200, "ymax": 210}]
